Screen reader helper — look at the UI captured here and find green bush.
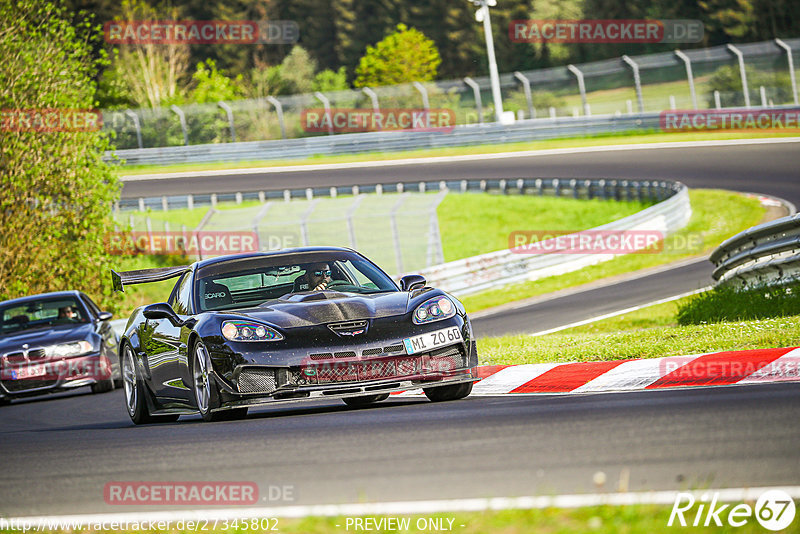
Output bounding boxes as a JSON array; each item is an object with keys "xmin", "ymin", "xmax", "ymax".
[{"xmin": 705, "ymin": 65, "xmax": 793, "ymax": 107}]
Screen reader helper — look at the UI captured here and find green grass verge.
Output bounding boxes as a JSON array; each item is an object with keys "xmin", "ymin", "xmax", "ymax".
[
  {"xmin": 478, "ymin": 289, "xmax": 800, "ymax": 366},
  {"xmin": 677, "ymin": 282, "xmax": 800, "ymax": 325},
  {"xmin": 461, "ymin": 189, "xmax": 765, "ymax": 314},
  {"xmin": 116, "ymin": 130, "xmax": 798, "ymax": 175},
  {"xmin": 438, "ymin": 194, "xmax": 652, "ymax": 262}
]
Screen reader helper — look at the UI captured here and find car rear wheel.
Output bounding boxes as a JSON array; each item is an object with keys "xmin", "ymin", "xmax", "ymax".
[
  {"xmin": 423, "ymin": 381, "xmax": 473, "ymax": 402},
  {"xmin": 192, "ymin": 341, "xmax": 246, "ymax": 422},
  {"xmin": 122, "ymin": 343, "xmax": 178, "ymax": 424},
  {"xmin": 342, "ymin": 393, "xmax": 389, "ymax": 407}
]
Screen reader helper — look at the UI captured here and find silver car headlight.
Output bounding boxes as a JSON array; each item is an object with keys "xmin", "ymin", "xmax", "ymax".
[
  {"xmin": 45, "ymin": 340, "xmax": 93, "ymax": 358},
  {"xmin": 413, "ymin": 296, "xmax": 456, "ymax": 325}
]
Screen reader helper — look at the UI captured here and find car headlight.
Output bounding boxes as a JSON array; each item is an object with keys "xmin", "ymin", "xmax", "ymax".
[
  {"xmin": 221, "ymin": 320, "xmax": 283, "ymax": 342},
  {"xmin": 45, "ymin": 340, "xmax": 93, "ymax": 358},
  {"xmin": 413, "ymin": 296, "xmax": 456, "ymax": 325}
]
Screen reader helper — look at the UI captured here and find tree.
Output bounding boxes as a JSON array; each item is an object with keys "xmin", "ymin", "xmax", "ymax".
[
  {"xmin": 354, "ymin": 23, "xmax": 441, "ymax": 88},
  {"xmin": 106, "ymin": 0, "xmax": 190, "ymax": 108},
  {"xmin": 0, "ymin": 0, "xmax": 121, "ymax": 308},
  {"xmin": 190, "ymin": 60, "xmax": 245, "ymax": 104},
  {"xmin": 313, "ymin": 67, "xmax": 349, "ymax": 93}
]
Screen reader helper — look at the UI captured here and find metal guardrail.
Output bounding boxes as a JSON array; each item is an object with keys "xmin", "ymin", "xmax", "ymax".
[
  {"xmin": 711, "ymin": 211, "xmax": 800, "ymax": 287},
  {"xmin": 110, "ymin": 112, "xmax": 666, "ymax": 166},
  {"xmin": 416, "ymin": 181, "xmax": 690, "ymax": 296}
]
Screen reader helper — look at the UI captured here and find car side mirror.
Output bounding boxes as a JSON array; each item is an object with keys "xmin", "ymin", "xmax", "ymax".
[
  {"xmin": 399, "ymin": 274, "xmax": 426, "ymax": 292},
  {"xmin": 143, "ymin": 303, "xmax": 184, "ymax": 327},
  {"xmin": 97, "ymin": 311, "xmax": 113, "ymax": 321}
]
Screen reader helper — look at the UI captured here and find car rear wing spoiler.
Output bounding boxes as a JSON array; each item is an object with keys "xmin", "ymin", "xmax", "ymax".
[{"xmin": 111, "ymin": 266, "xmax": 189, "ymax": 292}]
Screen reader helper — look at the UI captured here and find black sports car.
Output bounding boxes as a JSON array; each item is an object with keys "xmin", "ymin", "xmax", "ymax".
[
  {"xmin": 0, "ymin": 291, "xmax": 120, "ymax": 403},
  {"xmin": 113, "ymin": 247, "xmax": 478, "ymax": 424}
]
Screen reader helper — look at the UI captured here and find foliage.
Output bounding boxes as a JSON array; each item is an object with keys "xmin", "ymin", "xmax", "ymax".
[
  {"xmin": 312, "ymin": 67, "xmax": 350, "ymax": 93},
  {"xmin": 705, "ymin": 65, "xmax": 793, "ymax": 107},
  {"xmin": 280, "ymin": 46, "xmax": 317, "ymax": 95},
  {"xmin": 190, "ymin": 60, "xmax": 245, "ymax": 104},
  {"xmin": 354, "ymin": 24, "xmax": 441, "ymax": 88},
  {"xmin": 0, "ymin": 0, "xmax": 121, "ymax": 310},
  {"xmin": 105, "ymin": 0, "xmax": 190, "ymax": 108}
]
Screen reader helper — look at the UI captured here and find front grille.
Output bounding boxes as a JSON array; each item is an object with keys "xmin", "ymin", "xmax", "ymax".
[
  {"xmin": 1, "ymin": 378, "xmax": 58, "ymax": 393},
  {"xmin": 309, "ymin": 353, "xmax": 333, "ymax": 360},
  {"xmin": 361, "ymin": 348, "xmax": 382, "ymax": 357},
  {"xmin": 327, "ymin": 320, "xmax": 368, "ymax": 336},
  {"xmin": 238, "ymin": 368, "xmax": 277, "ymax": 394},
  {"xmin": 427, "ymin": 346, "xmax": 464, "ymax": 372},
  {"xmin": 383, "ymin": 344, "xmax": 405, "ymax": 354},
  {"xmin": 334, "ymin": 351, "xmax": 356, "ymax": 359},
  {"xmin": 28, "ymin": 348, "xmax": 46, "ymax": 359}
]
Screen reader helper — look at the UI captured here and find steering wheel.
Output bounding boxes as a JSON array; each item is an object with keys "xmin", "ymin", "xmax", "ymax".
[{"xmin": 324, "ymin": 280, "xmax": 352, "ymax": 289}]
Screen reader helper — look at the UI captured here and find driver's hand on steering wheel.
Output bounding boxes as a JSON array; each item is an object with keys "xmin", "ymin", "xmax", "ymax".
[{"xmin": 314, "ymin": 280, "xmax": 329, "ymax": 291}]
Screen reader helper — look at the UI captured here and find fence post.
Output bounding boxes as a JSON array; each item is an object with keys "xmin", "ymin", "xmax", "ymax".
[
  {"xmin": 161, "ymin": 196, "xmax": 168, "ymax": 211},
  {"xmin": 266, "ymin": 96, "xmax": 286, "ymax": 139},
  {"xmin": 775, "ymin": 39, "xmax": 798, "ymax": 105},
  {"xmin": 187, "ymin": 194, "xmax": 194, "ymax": 210},
  {"xmin": 463, "ymin": 77, "xmax": 483, "ymax": 124},
  {"xmin": 124, "ymin": 109, "xmax": 143, "ymax": 149},
  {"xmin": 714, "ymin": 91, "xmax": 722, "ymax": 109},
  {"xmin": 390, "ymin": 195, "xmax": 407, "ymax": 274},
  {"xmin": 513, "ymin": 71, "xmax": 535, "ymax": 118},
  {"xmin": 726, "ymin": 44, "xmax": 751, "ymax": 108},
  {"xmin": 674, "ymin": 49, "xmax": 698, "ymax": 110},
  {"xmin": 361, "ymin": 87, "xmax": 380, "ymax": 114},
  {"xmin": 299, "ymin": 199, "xmax": 319, "ymax": 247},
  {"xmin": 217, "ymin": 101, "xmax": 236, "ymax": 142},
  {"xmin": 412, "ymin": 81, "xmax": 430, "ymax": 128},
  {"xmin": 169, "ymin": 105, "xmax": 189, "ymax": 146},
  {"xmin": 346, "ymin": 195, "xmax": 365, "ymax": 249},
  {"xmin": 621, "ymin": 55, "xmax": 644, "ymax": 113},
  {"xmin": 760, "ymin": 86, "xmax": 768, "ymax": 107},
  {"xmin": 567, "ymin": 64, "xmax": 590, "ymax": 116},
  {"xmin": 314, "ymin": 91, "xmax": 334, "ymax": 135}
]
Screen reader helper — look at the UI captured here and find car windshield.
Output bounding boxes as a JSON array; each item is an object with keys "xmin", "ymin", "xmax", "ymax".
[
  {"xmin": 195, "ymin": 252, "xmax": 398, "ymax": 312},
  {"xmin": 0, "ymin": 296, "xmax": 88, "ymax": 337}
]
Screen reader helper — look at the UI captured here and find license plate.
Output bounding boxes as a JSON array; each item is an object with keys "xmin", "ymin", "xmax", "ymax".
[
  {"xmin": 403, "ymin": 326, "xmax": 463, "ymax": 355},
  {"xmin": 14, "ymin": 364, "xmax": 47, "ymax": 379}
]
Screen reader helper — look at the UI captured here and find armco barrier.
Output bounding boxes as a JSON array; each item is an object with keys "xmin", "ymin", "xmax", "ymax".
[
  {"xmin": 109, "ymin": 113, "xmax": 665, "ymax": 166},
  {"xmin": 417, "ymin": 180, "xmax": 689, "ymax": 296},
  {"xmin": 711, "ymin": 211, "xmax": 800, "ymax": 287}
]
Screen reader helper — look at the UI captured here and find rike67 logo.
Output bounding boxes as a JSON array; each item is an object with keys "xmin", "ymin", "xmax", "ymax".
[{"xmin": 668, "ymin": 490, "xmax": 796, "ymax": 531}]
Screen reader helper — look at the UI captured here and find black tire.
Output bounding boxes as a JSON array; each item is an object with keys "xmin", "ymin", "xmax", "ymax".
[
  {"xmin": 191, "ymin": 340, "xmax": 231, "ymax": 422},
  {"xmin": 91, "ymin": 378, "xmax": 114, "ymax": 394},
  {"xmin": 0, "ymin": 396, "xmax": 11, "ymax": 406},
  {"xmin": 342, "ymin": 393, "xmax": 390, "ymax": 407},
  {"xmin": 122, "ymin": 343, "xmax": 179, "ymax": 425},
  {"xmin": 423, "ymin": 381, "xmax": 473, "ymax": 402}
]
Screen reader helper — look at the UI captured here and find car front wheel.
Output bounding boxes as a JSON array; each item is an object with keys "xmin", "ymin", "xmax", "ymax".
[
  {"xmin": 122, "ymin": 343, "xmax": 178, "ymax": 424},
  {"xmin": 192, "ymin": 341, "xmax": 247, "ymax": 422},
  {"xmin": 423, "ymin": 381, "xmax": 473, "ymax": 402},
  {"xmin": 342, "ymin": 393, "xmax": 389, "ymax": 407}
]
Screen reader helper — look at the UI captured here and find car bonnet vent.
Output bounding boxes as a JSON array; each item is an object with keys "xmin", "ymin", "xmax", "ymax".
[{"xmin": 327, "ymin": 320, "xmax": 368, "ymax": 337}]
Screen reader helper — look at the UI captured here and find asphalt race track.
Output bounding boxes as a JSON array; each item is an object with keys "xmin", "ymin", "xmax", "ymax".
[
  {"xmin": 120, "ymin": 140, "xmax": 800, "ymax": 206},
  {"xmin": 2, "ymin": 140, "xmax": 799, "ymax": 518},
  {"xmin": 2, "ymin": 384, "xmax": 799, "ymax": 516}
]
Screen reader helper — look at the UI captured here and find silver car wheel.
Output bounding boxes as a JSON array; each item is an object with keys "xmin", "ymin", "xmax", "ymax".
[
  {"xmin": 122, "ymin": 345, "xmax": 137, "ymax": 417},
  {"xmin": 193, "ymin": 344, "xmax": 211, "ymax": 413}
]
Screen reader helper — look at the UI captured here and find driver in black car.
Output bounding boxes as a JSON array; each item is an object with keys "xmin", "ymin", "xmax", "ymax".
[{"xmin": 293, "ymin": 262, "xmax": 331, "ymax": 292}]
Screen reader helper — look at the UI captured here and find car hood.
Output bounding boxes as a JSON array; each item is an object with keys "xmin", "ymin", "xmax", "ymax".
[
  {"xmin": 228, "ymin": 291, "xmax": 410, "ymax": 328},
  {"xmin": 0, "ymin": 323, "xmax": 95, "ymax": 353}
]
